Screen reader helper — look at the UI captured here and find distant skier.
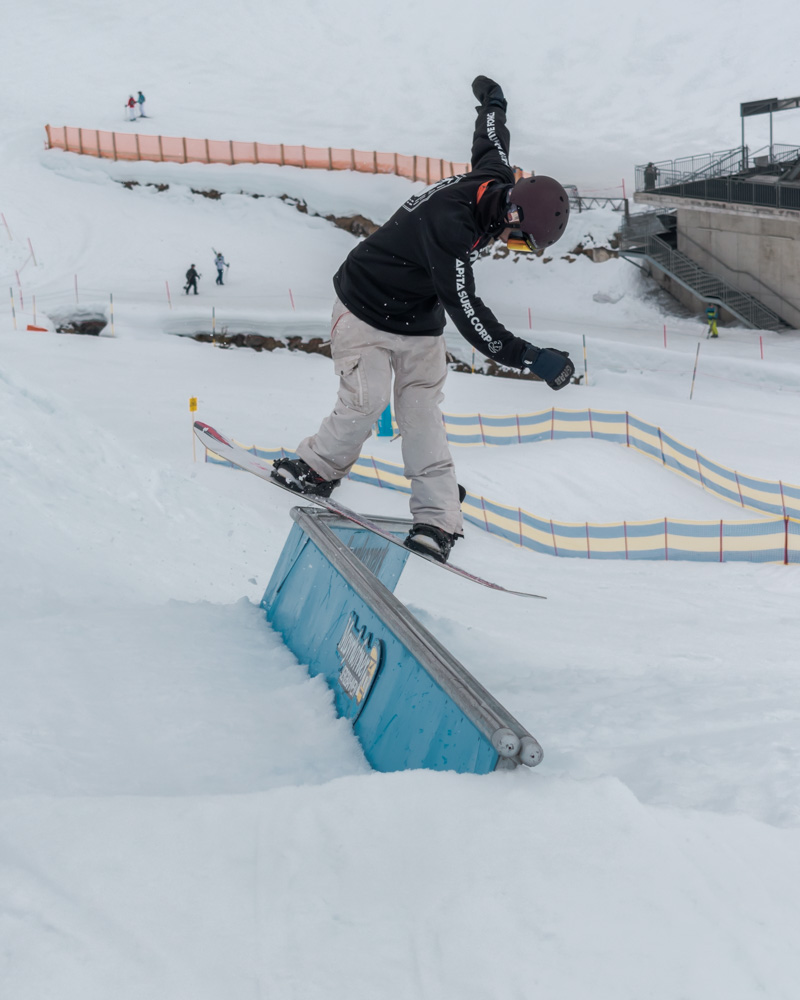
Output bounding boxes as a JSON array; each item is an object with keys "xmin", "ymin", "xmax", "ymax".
[
  {"xmin": 271, "ymin": 75, "xmax": 574, "ymax": 564},
  {"xmin": 213, "ymin": 250, "xmax": 229, "ymax": 285},
  {"xmin": 706, "ymin": 303, "xmax": 719, "ymax": 338},
  {"xmin": 137, "ymin": 91, "xmax": 146, "ymax": 117},
  {"xmin": 184, "ymin": 265, "xmax": 200, "ymax": 295},
  {"xmin": 125, "ymin": 95, "xmax": 137, "ymax": 121}
]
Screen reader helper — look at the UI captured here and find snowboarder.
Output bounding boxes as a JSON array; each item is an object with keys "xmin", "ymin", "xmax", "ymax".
[
  {"xmin": 213, "ymin": 250, "xmax": 229, "ymax": 285},
  {"xmin": 125, "ymin": 95, "xmax": 137, "ymax": 121},
  {"xmin": 184, "ymin": 265, "xmax": 200, "ymax": 295},
  {"xmin": 271, "ymin": 75, "xmax": 574, "ymax": 564},
  {"xmin": 137, "ymin": 91, "xmax": 146, "ymax": 117}
]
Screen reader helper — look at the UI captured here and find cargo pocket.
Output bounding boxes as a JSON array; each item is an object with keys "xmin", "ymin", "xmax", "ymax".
[{"xmin": 334, "ymin": 355, "xmax": 369, "ymax": 413}]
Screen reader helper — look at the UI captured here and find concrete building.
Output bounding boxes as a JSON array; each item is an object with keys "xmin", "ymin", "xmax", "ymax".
[{"xmin": 621, "ymin": 100, "xmax": 800, "ymax": 331}]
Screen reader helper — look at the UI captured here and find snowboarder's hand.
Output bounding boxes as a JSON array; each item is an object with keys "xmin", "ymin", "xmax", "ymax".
[
  {"xmin": 522, "ymin": 345, "xmax": 575, "ymax": 390},
  {"xmin": 471, "ymin": 76, "xmax": 507, "ymax": 111}
]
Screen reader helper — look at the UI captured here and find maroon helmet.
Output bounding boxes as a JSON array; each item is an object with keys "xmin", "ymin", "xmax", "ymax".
[{"xmin": 507, "ymin": 176, "xmax": 570, "ymax": 251}]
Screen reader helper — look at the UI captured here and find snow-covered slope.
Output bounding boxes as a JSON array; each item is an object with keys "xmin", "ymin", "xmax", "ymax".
[{"xmin": 2, "ymin": 2, "xmax": 800, "ymax": 998}]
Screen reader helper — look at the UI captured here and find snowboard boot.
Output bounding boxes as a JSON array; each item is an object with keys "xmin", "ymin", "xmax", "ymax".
[
  {"xmin": 272, "ymin": 457, "xmax": 341, "ymax": 498},
  {"xmin": 404, "ymin": 523, "xmax": 459, "ymax": 564}
]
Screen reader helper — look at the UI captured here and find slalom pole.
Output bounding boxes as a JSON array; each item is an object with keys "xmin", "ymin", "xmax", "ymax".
[
  {"xmin": 212, "ymin": 306, "xmax": 216, "ymax": 336},
  {"xmin": 582, "ymin": 334, "xmax": 588, "ymax": 386},
  {"xmin": 109, "ymin": 293, "xmax": 115, "ymax": 337},
  {"xmin": 289, "ymin": 288, "xmax": 295, "ymax": 311},
  {"xmin": 15, "ymin": 271, "xmax": 23, "ymax": 311},
  {"xmin": 9, "ymin": 286, "xmax": 17, "ymax": 329},
  {"xmin": 165, "ymin": 280, "xmax": 172, "ymax": 309},
  {"xmin": 528, "ymin": 307, "xmax": 532, "ymax": 330},
  {"xmin": 689, "ymin": 342, "xmax": 701, "ymax": 399},
  {"xmin": 1, "ymin": 213, "xmax": 12, "ymax": 240},
  {"xmin": 27, "ymin": 238, "xmax": 37, "ymax": 266},
  {"xmin": 74, "ymin": 274, "xmax": 79, "ymax": 304},
  {"xmin": 663, "ymin": 323, "xmax": 667, "ymax": 348},
  {"xmin": 759, "ymin": 335, "xmax": 764, "ymax": 360},
  {"xmin": 189, "ymin": 397, "xmax": 198, "ymax": 461},
  {"xmin": 471, "ymin": 348, "xmax": 475, "ymax": 373}
]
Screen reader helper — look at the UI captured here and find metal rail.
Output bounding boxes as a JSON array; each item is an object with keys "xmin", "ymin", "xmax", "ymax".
[{"xmin": 290, "ymin": 507, "xmax": 543, "ymax": 768}]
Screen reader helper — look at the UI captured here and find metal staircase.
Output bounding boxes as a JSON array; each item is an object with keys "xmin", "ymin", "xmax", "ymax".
[{"xmin": 620, "ymin": 223, "xmax": 787, "ymax": 331}]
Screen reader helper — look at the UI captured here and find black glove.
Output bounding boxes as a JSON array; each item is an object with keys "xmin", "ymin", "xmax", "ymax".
[
  {"xmin": 471, "ymin": 75, "xmax": 507, "ymax": 111},
  {"xmin": 522, "ymin": 345, "xmax": 575, "ymax": 390}
]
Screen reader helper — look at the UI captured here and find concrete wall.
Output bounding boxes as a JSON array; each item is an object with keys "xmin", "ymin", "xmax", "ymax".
[
  {"xmin": 676, "ymin": 204, "xmax": 800, "ymax": 328},
  {"xmin": 634, "ymin": 191, "xmax": 800, "ymax": 328}
]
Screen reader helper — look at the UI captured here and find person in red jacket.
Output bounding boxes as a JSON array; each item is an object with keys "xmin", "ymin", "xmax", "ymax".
[
  {"xmin": 273, "ymin": 76, "xmax": 573, "ymax": 563},
  {"xmin": 125, "ymin": 95, "xmax": 137, "ymax": 121}
]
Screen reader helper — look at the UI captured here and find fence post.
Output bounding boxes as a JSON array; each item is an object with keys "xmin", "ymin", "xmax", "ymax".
[
  {"xmin": 158, "ymin": 135, "xmax": 164, "ymax": 161},
  {"xmin": 205, "ymin": 138, "xmax": 210, "ymax": 164},
  {"xmin": 229, "ymin": 140, "xmax": 234, "ymax": 165},
  {"xmin": 328, "ymin": 147, "xmax": 332, "ymax": 170},
  {"xmin": 373, "ymin": 150, "xmax": 377, "ymax": 173},
  {"xmin": 182, "ymin": 137, "xmax": 187, "ymax": 163},
  {"xmin": 78, "ymin": 128, "xmax": 84, "ymax": 154},
  {"xmin": 111, "ymin": 130, "xmax": 117, "ymax": 161},
  {"xmin": 254, "ymin": 141, "xmax": 260, "ymax": 164},
  {"xmin": 301, "ymin": 145, "xmax": 307, "ymax": 168},
  {"xmin": 134, "ymin": 133, "xmax": 140, "ymax": 158}
]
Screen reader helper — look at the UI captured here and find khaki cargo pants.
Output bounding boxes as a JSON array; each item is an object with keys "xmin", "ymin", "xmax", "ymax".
[{"xmin": 297, "ymin": 298, "xmax": 463, "ymax": 534}]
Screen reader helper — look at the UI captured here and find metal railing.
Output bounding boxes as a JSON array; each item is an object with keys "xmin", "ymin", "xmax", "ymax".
[
  {"xmin": 653, "ymin": 176, "xmax": 800, "ymax": 211},
  {"xmin": 636, "ymin": 143, "xmax": 800, "ymax": 210},
  {"xmin": 621, "ymin": 232, "xmax": 787, "ymax": 330}
]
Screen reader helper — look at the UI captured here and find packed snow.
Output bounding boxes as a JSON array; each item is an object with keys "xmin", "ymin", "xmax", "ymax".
[{"xmin": 2, "ymin": 2, "xmax": 800, "ymax": 998}]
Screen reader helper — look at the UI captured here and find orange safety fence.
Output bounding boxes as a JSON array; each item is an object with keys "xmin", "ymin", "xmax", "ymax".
[{"xmin": 45, "ymin": 125, "xmax": 472, "ymax": 184}]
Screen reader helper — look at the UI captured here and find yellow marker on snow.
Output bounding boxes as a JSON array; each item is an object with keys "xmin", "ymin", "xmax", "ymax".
[{"xmin": 190, "ymin": 397, "xmax": 198, "ymax": 460}]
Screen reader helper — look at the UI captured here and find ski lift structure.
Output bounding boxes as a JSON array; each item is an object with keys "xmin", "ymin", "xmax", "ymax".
[{"xmin": 741, "ymin": 95, "xmax": 800, "ymax": 163}]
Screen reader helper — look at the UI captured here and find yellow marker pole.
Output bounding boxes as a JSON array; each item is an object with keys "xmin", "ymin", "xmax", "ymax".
[
  {"xmin": 189, "ymin": 397, "xmax": 198, "ymax": 461},
  {"xmin": 9, "ymin": 286, "xmax": 16, "ymax": 330}
]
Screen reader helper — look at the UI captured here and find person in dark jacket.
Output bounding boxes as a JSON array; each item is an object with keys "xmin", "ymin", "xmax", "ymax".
[
  {"xmin": 644, "ymin": 162, "xmax": 659, "ymax": 191},
  {"xmin": 184, "ymin": 265, "xmax": 200, "ymax": 295},
  {"xmin": 272, "ymin": 76, "xmax": 574, "ymax": 563}
]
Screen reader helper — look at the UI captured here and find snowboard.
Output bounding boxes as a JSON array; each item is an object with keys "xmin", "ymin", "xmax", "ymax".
[{"xmin": 194, "ymin": 421, "xmax": 545, "ymax": 600}]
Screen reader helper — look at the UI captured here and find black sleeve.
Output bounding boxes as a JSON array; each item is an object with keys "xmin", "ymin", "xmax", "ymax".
[
  {"xmin": 422, "ymin": 214, "xmax": 529, "ymax": 369},
  {"xmin": 470, "ymin": 102, "xmax": 513, "ymax": 177}
]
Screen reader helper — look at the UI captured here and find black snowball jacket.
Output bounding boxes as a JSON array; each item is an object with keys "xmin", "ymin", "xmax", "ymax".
[{"xmin": 332, "ymin": 100, "xmax": 531, "ymax": 369}]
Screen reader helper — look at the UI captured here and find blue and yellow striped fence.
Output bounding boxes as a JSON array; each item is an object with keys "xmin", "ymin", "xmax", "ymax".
[{"xmin": 202, "ymin": 408, "xmax": 800, "ymax": 564}]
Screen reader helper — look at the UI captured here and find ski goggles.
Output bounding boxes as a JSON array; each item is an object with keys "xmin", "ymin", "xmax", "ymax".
[
  {"xmin": 504, "ymin": 204, "xmax": 540, "ymax": 253},
  {"xmin": 505, "ymin": 229, "xmax": 540, "ymax": 253}
]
